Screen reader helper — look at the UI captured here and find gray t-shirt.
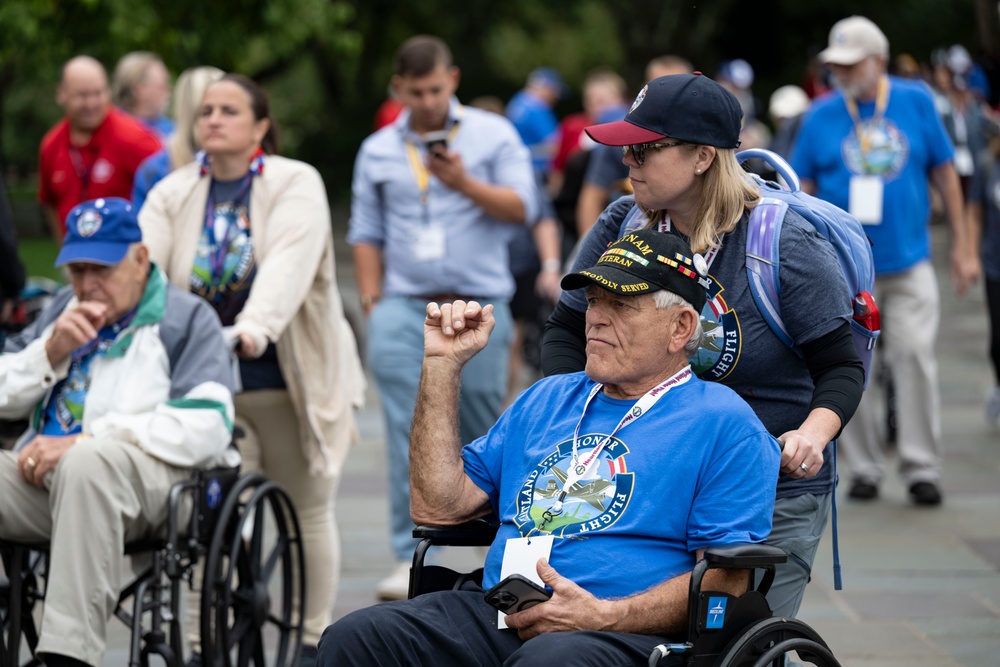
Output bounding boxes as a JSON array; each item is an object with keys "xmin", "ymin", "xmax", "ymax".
[{"xmin": 562, "ymin": 196, "xmax": 851, "ymax": 498}]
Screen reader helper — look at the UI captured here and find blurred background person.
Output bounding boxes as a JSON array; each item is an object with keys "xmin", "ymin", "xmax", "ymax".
[
  {"xmin": 575, "ymin": 55, "xmax": 693, "ymax": 240},
  {"xmin": 112, "ymin": 51, "xmax": 175, "ymax": 141},
  {"xmin": 131, "ymin": 65, "xmax": 225, "ymax": 210},
  {"xmin": 932, "ymin": 47, "xmax": 995, "ymax": 199},
  {"xmin": 966, "ymin": 119, "xmax": 1000, "ymax": 425},
  {"xmin": 768, "ymin": 84, "xmax": 812, "ymax": 167},
  {"xmin": 139, "ymin": 73, "xmax": 365, "ymax": 667},
  {"xmin": 550, "ymin": 67, "xmax": 628, "ymax": 257},
  {"xmin": 38, "ymin": 55, "xmax": 160, "ymax": 243}
]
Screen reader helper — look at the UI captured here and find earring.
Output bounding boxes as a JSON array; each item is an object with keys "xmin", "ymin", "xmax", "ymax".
[{"xmin": 695, "ymin": 169, "xmax": 702, "ymax": 174}]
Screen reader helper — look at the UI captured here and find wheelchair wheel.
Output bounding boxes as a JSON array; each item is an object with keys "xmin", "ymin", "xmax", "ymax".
[
  {"xmin": 200, "ymin": 473, "xmax": 305, "ymax": 667},
  {"xmin": 1, "ymin": 546, "xmax": 45, "ymax": 667},
  {"xmin": 716, "ymin": 617, "xmax": 841, "ymax": 667}
]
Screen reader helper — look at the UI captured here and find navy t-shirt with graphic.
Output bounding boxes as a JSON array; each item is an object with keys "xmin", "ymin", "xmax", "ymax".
[{"xmin": 193, "ymin": 177, "xmax": 284, "ymax": 390}]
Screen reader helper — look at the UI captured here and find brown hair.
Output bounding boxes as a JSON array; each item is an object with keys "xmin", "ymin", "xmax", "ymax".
[
  {"xmin": 214, "ymin": 73, "xmax": 280, "ymax": 154},
  {"xmin": 394, "ymin": 36, "xmax": 452, "ymax": 78}
]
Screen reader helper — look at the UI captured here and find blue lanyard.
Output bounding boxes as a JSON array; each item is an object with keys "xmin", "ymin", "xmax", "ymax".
[{"xmin": 203, "ymin": 172, "xmax": 254, "ymax": 281}]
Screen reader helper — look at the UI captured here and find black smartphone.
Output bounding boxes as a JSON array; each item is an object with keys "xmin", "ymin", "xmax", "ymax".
[
  {"xmin": 484, "ymin": 574, "xmax": 552, "ymax": 613},
  {"xmin": 424, "ymin": 130, "xmax": 450, "ymax": 155}
]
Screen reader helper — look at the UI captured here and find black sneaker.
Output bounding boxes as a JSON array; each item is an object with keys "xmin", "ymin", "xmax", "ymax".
[
  {"xmin": 848, "ymin": 480, "xmax": 879, "ymax": 500},
  {"xmin": 909, "ymin": 481, "xmax": 942, "ymax": 506}
]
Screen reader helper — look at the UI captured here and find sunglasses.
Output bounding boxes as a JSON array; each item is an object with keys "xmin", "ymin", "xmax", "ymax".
[{"xmin": 621, "ymin": 141, "xmax": 685, "ymax": 166}]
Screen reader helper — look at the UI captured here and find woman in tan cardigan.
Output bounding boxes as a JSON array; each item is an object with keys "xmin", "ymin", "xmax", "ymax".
[{"xmin": 138, "ymin": 73, "xmax": 365, "ymax": 666}]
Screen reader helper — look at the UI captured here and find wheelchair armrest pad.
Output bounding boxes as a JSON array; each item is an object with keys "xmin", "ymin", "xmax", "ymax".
[
  {"xmin": 703, "ymin": 543, "xmax": 787, "ymax": 568},
  {"xmin": 412, "ymin": 520, "xmax": 498, "ymax": 546}
]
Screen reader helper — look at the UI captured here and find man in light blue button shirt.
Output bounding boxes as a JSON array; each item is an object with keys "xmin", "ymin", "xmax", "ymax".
[{"xmin": 348, "ymin": 35, "xmax": 538, "ymax": 599}]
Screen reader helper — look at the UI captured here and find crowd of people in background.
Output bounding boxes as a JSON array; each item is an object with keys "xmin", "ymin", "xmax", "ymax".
[{"xmin": 2, "ymin": 14, "xmax": 1000, "ymax": 666}]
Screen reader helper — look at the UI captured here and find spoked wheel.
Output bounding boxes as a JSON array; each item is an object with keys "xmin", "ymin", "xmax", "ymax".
[
  {"xmin": 200, "ymin": 473, "xmax": 305, "ymax": 667},
  {"xmin": 717, "ymin": 617, "xmax": 842, "ymax": 667}
]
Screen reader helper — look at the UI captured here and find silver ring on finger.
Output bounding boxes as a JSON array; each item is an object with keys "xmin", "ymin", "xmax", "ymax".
[{"xmin": 800, "ymin": 462, "xmax": 809, "ymax": 473}]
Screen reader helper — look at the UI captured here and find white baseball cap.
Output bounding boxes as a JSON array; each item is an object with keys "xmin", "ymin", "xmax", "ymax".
[
  {"xmin": 819, "ymin": 16, "xmax": 889, "ymax": 66},
  {"xmin": 769, "ymin": 85, "xmax": 810, "ymax": 119}
]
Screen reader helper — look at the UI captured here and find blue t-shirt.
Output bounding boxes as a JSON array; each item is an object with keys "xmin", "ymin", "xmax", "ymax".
[
  {"xmin": 131, "ymin": 149, "xmax": 171, "ymax": 211},
  {"xmin": 560, "ymin": 197, "xmax": 851, "ymax": 499},
  {"xmin": 791, "ymin": 77, "xmax": 955, "ymax": 275},
  {"xmin": 506, "ymin": 90, "xmax": 559, "ymax": 176},
  {"xmin": 463, "ymin": 371, "xmax": 780, "ymax": 599}
]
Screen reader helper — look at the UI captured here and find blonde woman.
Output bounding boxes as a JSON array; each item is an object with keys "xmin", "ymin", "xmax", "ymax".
[
  {"xmin": 542, "ymin": 73, "xmax": 865, "ymax": 620},
  {"xmin": 131, "ymin": 66, "xmax": 224, "ymax": 210},
  {"xmin": 139, "ymin": 73, "xmax": 365, "ymax": 666}
]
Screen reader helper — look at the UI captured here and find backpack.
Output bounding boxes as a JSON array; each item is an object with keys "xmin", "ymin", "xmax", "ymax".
[
  {"xmin": 737, "ymin": 148, "xmax": 879, "ymax": 387},
  {"xmin": 617, "ymin": 148, "xmax": 880, "ymax": 386}
]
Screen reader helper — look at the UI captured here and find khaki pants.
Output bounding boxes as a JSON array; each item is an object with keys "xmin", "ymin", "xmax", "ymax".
[
  {"xmin": 841, "ymin": 261, "xmax": 943, "ymax": 486},
  {"xmin": 0, "ymin": 439, "xmax": 189, "ymax": 666}
]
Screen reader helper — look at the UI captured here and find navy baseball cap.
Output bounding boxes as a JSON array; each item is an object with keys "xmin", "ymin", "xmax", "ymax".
[
  {"xmin": 56, "ymin": 197, "xmax": 143, "ymax": 267},
  {"xmin": 561, "ymin": 229, "xmax": 708, "ymax": 313},
  {"xmin": 584, "ymin": 73, "xmax": 743, "ymax": 149}
]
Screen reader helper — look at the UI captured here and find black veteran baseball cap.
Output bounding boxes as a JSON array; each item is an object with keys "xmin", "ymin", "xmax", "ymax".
[
  {"xmin": 561, "ymin": 230, "xmax": 708, "ymax": 312},
  {"xmin": 584, "ymin": 73, "xmax": 743, "ymax": 149}
]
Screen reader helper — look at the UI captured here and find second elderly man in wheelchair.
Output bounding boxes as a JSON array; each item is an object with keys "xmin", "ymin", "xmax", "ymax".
[
  {"xmin": 318, "ymin": 230, "xmax": 808, "ymax": 666},
  {"xmin": 0, "ymin": 197, "xmax": 239, "ymax": 667}
]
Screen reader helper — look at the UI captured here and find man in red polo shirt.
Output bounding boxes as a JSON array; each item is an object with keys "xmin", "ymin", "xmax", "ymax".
[{"xmin": 38, "ymin": 56, "xmax": 161, "ymax": 244}]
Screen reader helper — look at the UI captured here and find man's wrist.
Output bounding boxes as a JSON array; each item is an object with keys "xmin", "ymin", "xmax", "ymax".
[
  {"xmin": 541, "ymin": 259, "xmax": 562, "ymax": 273},
  {"xmin": 360, "ymin": 294, "xmax": 381, "ymax": 309}
]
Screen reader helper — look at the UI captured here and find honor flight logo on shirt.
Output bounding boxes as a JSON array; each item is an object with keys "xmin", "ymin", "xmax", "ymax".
[
  {"xmin": 515, "ymin": 434, "xmax": 634, "ymax": 537},
  {"xmin": 691, "ymin": 273, "xmax": 742, "ymax": 382},
  {"xmin": 844, "ymin": 117, "xmax": 909, "ymax": 179}
]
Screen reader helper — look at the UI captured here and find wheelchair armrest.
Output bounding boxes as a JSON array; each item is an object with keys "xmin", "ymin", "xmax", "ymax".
[
  {"xmin": 703, "ymin": 543, "xmax": 787, "ymax": 569},
  {"xmin": 412, "ymin": 520, "xmax": 498, "ymax": 547}
]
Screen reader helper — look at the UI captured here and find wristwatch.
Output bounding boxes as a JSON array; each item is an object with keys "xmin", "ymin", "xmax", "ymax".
[{"xmin": 360, "ymin": 294, "xmax": 381, "ymax": 309}]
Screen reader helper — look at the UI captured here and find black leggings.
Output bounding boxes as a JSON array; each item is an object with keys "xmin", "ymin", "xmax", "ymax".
[{"xmin": 987, "ymin": 278, "xmax": 1000, "ymax": 384}]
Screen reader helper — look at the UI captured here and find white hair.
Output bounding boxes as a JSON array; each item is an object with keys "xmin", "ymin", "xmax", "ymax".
[{"xmin": 651, "ymin": 290, "xmax": 704, "ymax": 356}]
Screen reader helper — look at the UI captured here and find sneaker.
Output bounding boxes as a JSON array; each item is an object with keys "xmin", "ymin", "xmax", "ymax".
[
  {"xmin": 848, "ymin": 480, "xmax": 879, "ymax": 500},
  {"xmin": 909, "ymin": 481, "xmax": 942, "ymax": 506},
  {"xmin": 986, "ymin": 386, "xmax": 1000, "ymax": 426},
  {"xmin": 376, "ymin": 561, "xmax": 411, "ymax": 601}
]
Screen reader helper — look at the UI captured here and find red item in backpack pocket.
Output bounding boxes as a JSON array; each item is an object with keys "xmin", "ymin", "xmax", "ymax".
[{"xmin": 852, "ymin": 291, "xmax": 880, "ymax": 336}]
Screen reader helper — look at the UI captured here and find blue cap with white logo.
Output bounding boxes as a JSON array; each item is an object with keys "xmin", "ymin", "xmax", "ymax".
[{"xmin": 56, "ymin": 197, "xmax": 143, "ymax": 267}]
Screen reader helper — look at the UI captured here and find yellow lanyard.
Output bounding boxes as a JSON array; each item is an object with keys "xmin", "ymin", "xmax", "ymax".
[
  {"xmin": 844, "ymin": 76, "xmax": 890, "ymax": 158},
  {"xmin": 403, "ymin": 118, "xmax": 462, "ymax": 206}
]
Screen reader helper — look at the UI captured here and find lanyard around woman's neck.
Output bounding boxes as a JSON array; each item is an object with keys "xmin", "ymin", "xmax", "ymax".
[
  {"xmin": 844, "ymin": 75, "xmax": 890, "ymax": 157},
  {"xmin": 548, "ymin": 365, "xmax": 694, "ymax": 515}
]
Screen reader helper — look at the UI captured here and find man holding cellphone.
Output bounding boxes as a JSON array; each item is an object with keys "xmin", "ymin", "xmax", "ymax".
[
  {"xmin": 348, "ymin": 35, "xmax": 539, "ymax": 601},
  {"xmin": 319, "ymin": 230, "xmax": 780, "ymax": 666}
]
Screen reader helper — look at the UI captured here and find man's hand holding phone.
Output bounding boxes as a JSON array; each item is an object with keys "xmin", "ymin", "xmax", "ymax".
[{"xmin": 484, "ymin": 574, "xmax": 552, "ymax": 614}]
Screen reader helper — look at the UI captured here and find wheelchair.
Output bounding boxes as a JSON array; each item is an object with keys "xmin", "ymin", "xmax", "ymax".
[
  {"xmin": 409, "ymin": 522, "xmax": 841, "ymax": 667},
  {"xmin": 0, "ymin": 464, "xmax": 305, "ymax": 667}
]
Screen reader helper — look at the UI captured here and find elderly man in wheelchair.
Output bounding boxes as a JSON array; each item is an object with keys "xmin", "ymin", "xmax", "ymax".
[
  {"xmin": 0, "ymin": 198, "xmax": 238, "ymax": 667},
  {"xmin": 319, "ymin": 230, "xmax": 837, "ymax": 666}
]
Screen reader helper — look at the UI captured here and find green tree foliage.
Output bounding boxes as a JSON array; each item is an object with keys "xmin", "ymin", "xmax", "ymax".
[{"xmin": 0, "ymin": 0, "xmax": 994, "ymax": 207}]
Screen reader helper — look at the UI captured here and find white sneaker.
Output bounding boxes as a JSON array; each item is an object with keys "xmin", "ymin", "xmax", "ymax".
[
  {"xmin": 986, "ymin": 386, "xmax": 1000, "ymax": 426},
  {"xmin": 376, "ymin": 561, "xmax": 411, "ymax": 601}
]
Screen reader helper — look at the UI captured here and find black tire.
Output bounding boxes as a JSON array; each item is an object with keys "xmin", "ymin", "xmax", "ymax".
[
  {"xmin": 200, "ymin": 473, "xmax": 305, "ymax": 667},
  {"xmin": 716, "ymin": 617, "xmax": 841, "ymax": 667}
]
